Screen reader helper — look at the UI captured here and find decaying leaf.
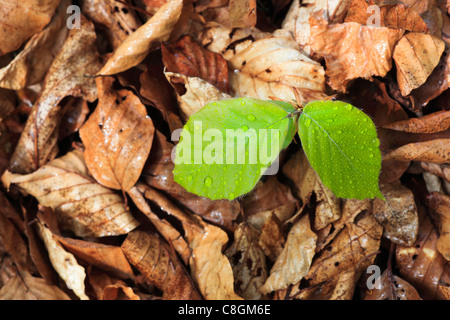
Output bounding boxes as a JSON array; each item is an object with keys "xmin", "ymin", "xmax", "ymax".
[
  {"xmin": 261, "ymin": 214, "xmax": 317, "ymax": 294},
  {"xmin": 310, "ymin": 12, "xmax": 404, "ymax": 92},
  {"xmin": 229, "ymin": 0, "xmax": 257, "ymax": 29},
  {"xmin": 79, "ymin": 76, "xmax": 155, "ymax": 191},
  {"xmin": 0, "ymin": 0, "xmax": 61, "ymax": 55},
  {"xmin": 383, "ymin": 138, "xmax": 450, "ymax": 164},
  {"xmin": 363, "ymin": 270, "xmax": 422, "ymax": 300},
  {"xmin": 9, "ymin": 15, "xmax": 101, "ymax": 174},
  {"xmin": 393, "ymin": 32, "xmax": 445, "ymax": 96},
  {"xmin": 225, "ymin": 222, "xmax": 268, "ymax": 300},
  {"xmin": 1, "ymin": 150, "xmax": 139, "ymax": 237},
  {"xmin": 36, "ymin": 222, "xmax": 89, "ymax": 300},
  {"xmin": 373, "ymin": 182, "xmax": 419, "ymax": 246},
  {"xmin": 425, "ymin": 192, "xmax": 450, "ymax": 261},
  {"xmin": 383, "ymin": 110, "xmax": 450, "ymax": 133},
  {"xmin": 98, "ymin": 0, "xmax": 183, "ymax": 75}
]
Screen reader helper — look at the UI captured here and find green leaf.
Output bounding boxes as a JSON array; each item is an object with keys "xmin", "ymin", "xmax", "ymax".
[
  {"xmin": 298, "ymin": 100, "xmax": 383, "ymax": 200},
  {"xmin": 173, "ymin": 98, "xmax": 296, "ymax": 200}
]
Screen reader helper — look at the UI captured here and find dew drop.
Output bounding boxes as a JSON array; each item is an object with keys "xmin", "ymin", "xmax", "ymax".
[
  {"xmin": 305, "ymin": 118, "xmax": 312, "ymax": 127},
  {"xmin": 336, "ymin": 130, "xmax": 342, "ymax": 134},
  {"xmin": 369, "ymin": 153, "xmax": 374, "ymax": 158},
  {"xmin": 345, "ymin": 104, "xmax": 352, "ymax": 111},
  {"xmin": 228, "ymin": 192, "xmax": 235, "ymax": 199},
  {"xmin": 186, "ymin": 174, "xmax": 193, "ymax": 182},
  {"xmin": 204, "ymin": 176, "xmax": 213, "ymax": 187},
  {"xmin": 246, "ymin": 114, "xmax": 256, "ymax": 121},
  {"xmin": 241, "ymin": 124, "xmax": 249, "ymax": 131},
  {"xmin": 241, "ymin": 100, "xmax": 246, "ymax": 106}
]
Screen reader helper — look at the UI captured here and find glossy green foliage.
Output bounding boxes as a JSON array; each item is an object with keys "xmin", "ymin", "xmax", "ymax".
[
  {"xmin": 298, "ymin": 100, "xmax": 384, "ymax": 200},
  {"xmin": 173, "ymin": 98, "xmax": 296, "ymax": 200}
]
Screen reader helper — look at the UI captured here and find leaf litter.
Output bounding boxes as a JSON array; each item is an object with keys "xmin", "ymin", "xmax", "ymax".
[{"xmin": 0, "ymin": 0, "xmax": 449, "ymax": 300}]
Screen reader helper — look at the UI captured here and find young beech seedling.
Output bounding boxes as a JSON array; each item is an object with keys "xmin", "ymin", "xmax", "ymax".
[{"xmin": 172, "ymin": 97, "xmax": 384, "ymax": 201}]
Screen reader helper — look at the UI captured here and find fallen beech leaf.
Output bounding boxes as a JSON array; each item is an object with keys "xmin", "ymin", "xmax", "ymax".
[
  {"xmin": 383, "ymin": 110, "xmax": 450, "ymax": 133},
  {"xmin": 59, "ymin": 98, "xmax": 90, "ymax": 139},
  {"xmin": 393, "ymin": 33, "xmax": 445, "ymax": 96},
  {"xmin": 363, "ymin": 270, "xmax": 422, "ymax": 300},
  {"xmin": 373, "ymin": 182, "xmax": 419, "ymax": 246},
  {"xmin": 79, "ymin": 76, "xmax": 155, "ymax": 191},
  {"xmin": 164, "ymin": 72, "xmax": 231, "ymax": 118},
  {"xmin": 56, "ymin": 236, "xmax": 134, "ymax": 278},
  {"xmin": 9, "ymin": 15, "xmax": 101, "ymax": 174},
  {"xmin": 305, "ymin": 210, "xmax": 382, "ymax": 286},
  {"xmin": 81, "ymin": 0, "xmax": 142, "ymax": 50},
  {"xmin": 396, "ymin": 214, "xmax": 450, "ymax": 299},
  {"xmin": 98, "ymin": 0, "xmax": 183, "ymax": 75},
  {"xmin": 260, "ymin": 214, "xmax": 317, "ymax": 294},
  {"xmin": 425, "ymin": 192, "xmax": 450, "ymax": 261},
  {"xmin": 144, "ymin": 187, "xmax": 242, "ymax": 299},
  {"xmin": 258, "ymin": 213, "xmax": 285, "ymax": 261},
  {"xmin": 0, "ymin": 269, "xmax": 70, "ymax": 300},
  {"xmin": 0, "ymin": 88, "xmax": 15, "ymax": 122},
  {"xmin": 225, "ymin": 222, "xmax": 268, "ymax": 300},
  {"xmin": 162, "ymin": 34, "xmax": 229, "ymax": 93},
  {"xmin": 229, "ymin": 0, "xmax": 257, "ymax": 28},
  {"xmin": 0, "ymin": 0, "xmax": 69, "ymax": 90},
  {"xmin": 1, "ymin": 150, "xmax": 139, "ymax": 237},
  {"xmin": 36, "ymin": 222, "xmax": 89, "ymax": 300},
  {"xmin": 103, "ymin": 284, "xmax": 140, "ymax": 300},
  {"xmin": 383, "ymin": 139, "xmax": 450, "ymax": 164},
  {"xmin": 0, "ymin": 0, "xmax": 61, "ymax": 55},
  {"xmin": 121, "ymin": 230, "xmax": 201, "ymax": 299},
  {"xmin": 310, "ymin": 13, "xmax": 404, "ymax": 92},
  {"xmin": 228, "ymin": 31, "xmax": 325, "ymax": 100},
  {"xmin": 345, "ymin": 0, "xmax": 428, "ymax": 32}
]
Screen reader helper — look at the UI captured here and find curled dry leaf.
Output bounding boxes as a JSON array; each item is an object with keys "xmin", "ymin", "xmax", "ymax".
[
  {"xmin": 81, "ymin": 0, "xmax": 142, "ymax": 50},
  {"xmin": 0, "ymin": 269, "xmax": 70, "ymax": 300},
  {"xmin": 310, "ymin": 12, "xmax": 404, "ymax": 92},
  {"xmin": 396, "ymin": 214, "xmax": 450, "ymax": 299},
  {"xmin": 227, "ymin": 30, "xmax": 325, "ymax": 101},
  {"xmin": 79, "ymin": 76, "xmax": 155, "ymax": 192},
  {"xmin": 121, "ymin": 230, "xmax": 202, "ymax": 300},
  {"xmin": 36, "ymin": 222, "xmax": 89, "ymax": 300},
  {"xmin": 0, "ymin": 0, "xmax": 69, "ymax": 90},
  {"xmin": 0, "ymin": 0, "xmax": 60, "ymax": 55},
  {"xmin": 225, "ymin": 222, "xmax": 268, "ymax": 300},
  {"xmin": 383, "ymin": 110, "xmax": 450, "ymax": 133},
  {"xmin": 425, "ymin": 192, "xmax": 450, "ymax": 261},
  {"xmin": 393, "ymin": 33, "xmax": 445, "ymax": 96},
  {"xmin": 383, "ymin": 138, "xmax": 450, "ymax": 164},
  {"xmin": 1, "ymin": 150, "xmax": 139, "ymax": 237},
  {"xmin": 345, "ymin": 0, "xmax": 428, "ymax": 32},
  {"xmin": 229, "ymin": 0, "xmax": 257, "ymax": 29},
  {"xmin": 363, "ymin": 270, "xmax": 422, "ymax": 300},
  {"xmin": 373, "ymin": 182, "xmax": 419, "ymax": 246},
  {"xmin": 260, "ymin": 214, "xmax": 317, "ymax": 294},
  {"xmin": 9, "ymin": 15, "xmax": 101, "ymax": 174},
  {"xmin": 55, "ymin": 236, "xmax": 134, "ymax": 279},
  {"xmin": 98, "ymin": 0, "xmax": 183, "ymax": 75},
  {"xmin": 162, "ymin": 34, "xmax": 230, "ymax": 94}
]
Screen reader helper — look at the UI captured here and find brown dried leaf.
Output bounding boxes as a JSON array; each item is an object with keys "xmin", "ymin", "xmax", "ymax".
[
  {"xmin": 383, "ymin": 138, "xmax": 450, "ymax": 164},
  {"xmin": 162, "ymin": 34, "xmax": 229, "ymax": 93},
  {"xmin": 81, "ymin": 0, "xmax": 142, "ymax": 50},
  {"xmin": 363, "ymin": 270, "xmax": 422, "ymax": 300},
  {"xmin": 305, "ymin": 210, "xmax": 382, "ymax": 286},
  {"xmin": 258, "ymin": 213, "xmax": 285, "ymax": 261},
  {"xmin": 56, "ymin": 236, "xmax": 134, "ymax": 279},
  {"xmin": 310, "ymin": 13, "xmax": 404, "ymax": 92},
  {"xmin": 396, "ymin": 213, "xmax": 450, "ymax": 299},
  {"xmin": 98, "ymin": 0, "xmax": 183, "ymax": 75},
  {"xmin": 383, "ymin": 110, "xmax": 450, "ymax": 133},
  {"xmin": 121, "ymin": 230, "xmax": 201, "ymax": 299},
  {"xmin": 1, "ymin": 150, "xmax": 139, "ymax": 237},
  {"xmin": 228, "ymin": 31, "xmax": 325, "ymax": 101},
  {"xmin": 79, "ymin": 76, "xmax": 155, "ymax": 191},
  {"xmin": 373, "ymin": 182, "xmax": 419, "ymax": 246},
  {"xmin": 425, "ymin": 192, "xmax": 450, "ymax": 261},
  {"xmin": 0, "ymin": 269, "xmax": 70, "ymax": 300},
  {"xmin": 229, "ymin": 0, "xmax": 257, "ymax": 29},
  {"xmin": 345, "ymin": 0, "xmax": 428, "ymax": 32},
  {"xmin": 393, "ymin": 33, "xmax": 445, "ymax": 96},
  {"xmin": 225, "ymin": 223, "xmax": 268, "ymax": 300},
  {"xmin": 9, "ymin": 15, "xmax": 101, "ymax": 174},
  {"xmin": 260, "ymin": 214, "xmax": 317, "ymax": 294},
  {"xmin": 36, "ymin": 222, "xmax": 89, "ymax": 300},
  {"xmin": 0, "ymin": 0, "xmax": 60, "ymax": 55}
]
